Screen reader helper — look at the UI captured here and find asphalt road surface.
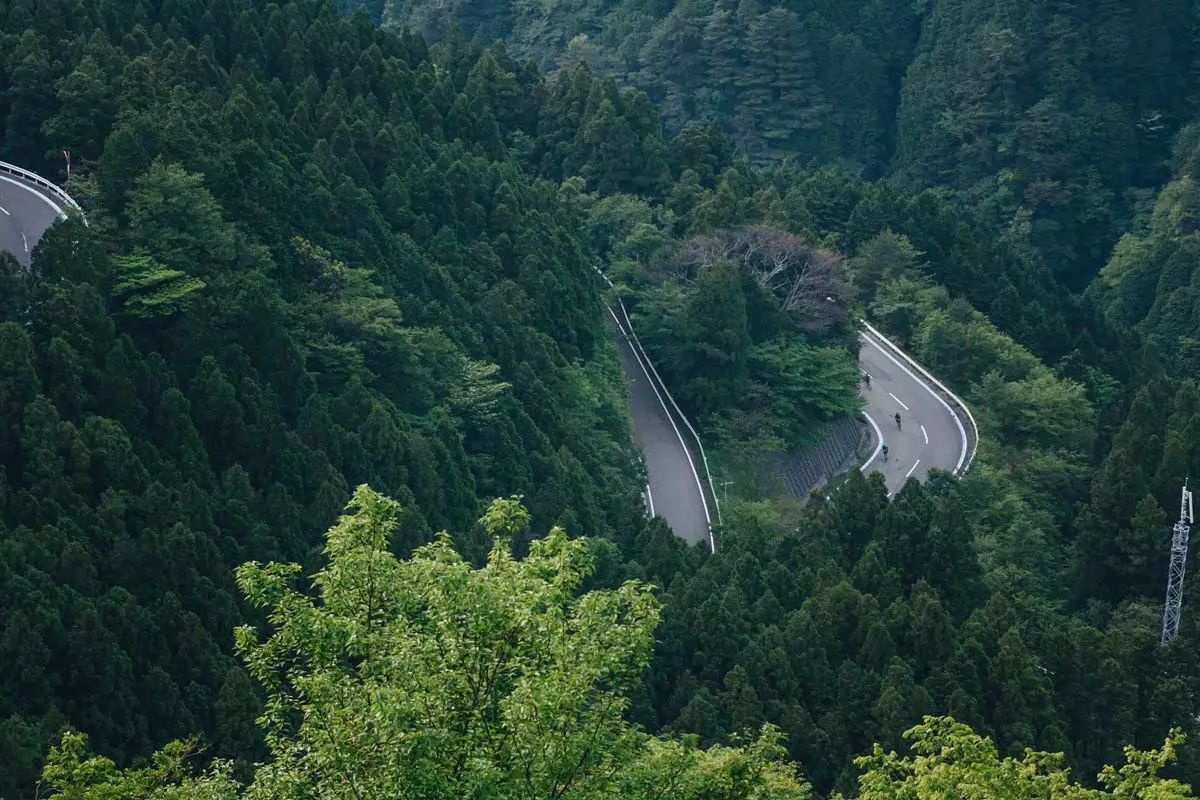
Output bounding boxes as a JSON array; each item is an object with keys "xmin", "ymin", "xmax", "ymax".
[
  {"xmin": 858, "ymin": 328, "xmax": 967, "ymax": 495},
  {"xmin": 0, "ymin": 171, "xmax": 65, "ymax": 267},
  {"xmin": 610, "ymin": 311, "xmax": 712, "ymax": 548},
  {"xmin": 610, "ymin": 315, "xmax": 968, "ymax": 546}
]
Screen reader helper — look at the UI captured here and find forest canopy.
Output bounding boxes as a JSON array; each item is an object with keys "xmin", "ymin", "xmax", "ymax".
[
  {"xmin": 369, "ymin": 0, "xmax": 1199, "ymax": 286},
  {"xmin": 2, "ymin": 0, "xmax": 1200, "ymax": 796},
  {"xmin": 33, "ymin": 487, "xmax": 1198, "ymax": 800}
]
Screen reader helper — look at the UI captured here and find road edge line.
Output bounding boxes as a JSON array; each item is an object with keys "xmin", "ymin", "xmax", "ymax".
[
  {"xmin": 0, "ymin": 173, "xmax": 65, "ymax": 219},
  {"xmin": 619, "ymin": 299, "xmax": 723, "ymax": 527},
  {"xmin": 861, "ymin": 331, "xmax": 969, "ymax": 474},
  {"xmin": 861, "ymin": 411, "xmax": 884, "ymax": 472},
  {"xmin": 860, "ymin": 319, "xmax": 979, "ymax": 473},
  {"xmin": 609, "ymin": 305, "xmax": 714, "ymax": 552}
]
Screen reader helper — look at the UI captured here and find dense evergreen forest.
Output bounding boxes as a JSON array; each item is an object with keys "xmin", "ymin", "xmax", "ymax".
[
  {"xmin": 371, "ymin": 0, "xmax": 1198, "ymax": 289},
  {"xmin": 28, "ymin": 487, "xmax": 1199, "ymax": 798},
  {"xmin": 2, "ymin": 0, "xmax": 1200, "ymax": 796}
]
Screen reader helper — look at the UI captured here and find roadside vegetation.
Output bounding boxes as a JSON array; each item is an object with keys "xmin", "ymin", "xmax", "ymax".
[{"xmin": 1, "ymin": 0, "xmax": 1200, "ymax": 796}]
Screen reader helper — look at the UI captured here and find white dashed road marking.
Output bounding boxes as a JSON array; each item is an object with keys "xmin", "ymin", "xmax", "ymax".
[
  {"xmin": 0, "ymin": 205, "xmax": 8, "ymax": 215},
  {"xmin": 21, "ymin": 232, "xmax": 28, "ymax": 252},
  {"xmin": 921, "ymin": 424, "xmax": 928, "ymax": 444},
  {"xmin": 889, "ymin": 392, "xmax": 910, "ymax": 410},
  {"xmin": 905, "ymin": 459, "xmax": 921, "ymax": 478}
]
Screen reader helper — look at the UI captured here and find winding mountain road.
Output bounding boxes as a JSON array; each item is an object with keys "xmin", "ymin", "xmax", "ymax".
[
  {"xmin": 609, "ymin": 305, "xmax": 713, "ymax": 549},
  {"xmin": 0, "ymin": 166, "xmax": 68, "ymax": 267},
  {"xmin": 0, "ymin": 161, "xmax": 970, "ymax": 543},
  {"xmin": 856, "ymin": 325, "xmax": 972, "ymax": 495},
  {"xmin": 610, "ymin": 304, "xmax": 975, "ymax": 545}
]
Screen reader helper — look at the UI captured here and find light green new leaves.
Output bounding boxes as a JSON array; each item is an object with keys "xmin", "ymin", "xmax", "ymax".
[
  {"xmin": 842, "ymin": 716, "xmax": 1193, "ymax": 800},
  {"xmin": 39, "ymin": 732, "xmax": 240, "ymax": 800},
  {"xmin": 233, "ymin": 484, "xmax": 798, "ymax": 799},
  {"xmin": 448, "ymin": 357, "xmax": 511, "ymax": 423},
  {"xmin": 42, "ymin": 485, "xmax": 809, "ymax": 800},
  {"xmin": 615, "ymin": 730, "xmax": 813, "ymax": 800},
  {"xmin": 111, "ymin": 252, "xmax": 206, "ymax": 317}
]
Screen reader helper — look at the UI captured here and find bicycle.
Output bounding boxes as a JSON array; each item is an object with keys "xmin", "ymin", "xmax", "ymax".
[
  {"xmin": 894, "ymin": 413, "xmax": 902, "ymax": 431},
  {"xmin": 881, "ymin": 444, "xmax": 889, "ymax": 462}
]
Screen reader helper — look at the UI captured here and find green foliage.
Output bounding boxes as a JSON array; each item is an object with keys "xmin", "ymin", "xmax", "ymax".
[
  {"xmin": 382, "ymin": 0, "xmax": 920, "ymax": 172},
  {"xmin": 39, "ymin": 732, "xmax": 240, "ymax": 800},
  {"xmin": 567, "ymin": 120, "xmax": 1200, "ymax": 799},
  {"xmin": 4, "ymin": 0, "xmax": 1200, "ymax": 797},
  {"xmin": 125, "ymin": 161, "xmax": 236, "ymax": 276},
  {"xmin": 111, "ymin": 253, "xmax": 206, "ymax": 317},
  {"xmin": 235, "ymin": 484, "xmax": 664, "ymax": 797},
  {"xmin": 1090, "ymin": 134, "xmax": 1200, "ymax": 377},
  {"xmin": 844, "ymin": 717, "xmax": 1193, "ymax": 799},
  {"xmin": 851, "ymin": 230, "xmax": 925, "ymax": 300},
  {"xmin": 893, "ymin": 0, "xmax": 1195, "ymax": 285},
  {"xmin": 747, "ymin": 339, "xmax": 862, "ymax": 445},
  {"xmin": 0, "ymin": 2, "xmax": 662, "ymax": 792},
  {"xmin": 377, "ymin": 0, "xmax": 1199, "ymax": 289},
  {"xmin": 975, "ymin": 370, "xmax": 1094, "ymax": 453},
  {"xmin": 38, "ymin": 486, "xmax": 810, "ymax": 800}
]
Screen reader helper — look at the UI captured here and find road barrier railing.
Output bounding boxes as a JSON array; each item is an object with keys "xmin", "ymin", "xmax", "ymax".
[
  {"xmin": 617, "ymin": 300, "xmax": 723, "ymax": 526},
  {"xmin": 595, "ymin": 267, "xmax": 721, "ymax": 550},
  {"xmin": 0, "ymin": 160, "xmax": 86, "ymax": 223},
  {"xmin": 859, "ymin": 318, "xmax": 979, "ymax": 475},
  {"xmin": 595, "ymin": 269, "xmax": 976, "ymax": 539}
]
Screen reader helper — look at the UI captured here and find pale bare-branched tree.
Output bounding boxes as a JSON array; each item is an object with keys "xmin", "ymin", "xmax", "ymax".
[{"xmin": 667, "ymin": 226, "xmax": 852, "ymax": 334}]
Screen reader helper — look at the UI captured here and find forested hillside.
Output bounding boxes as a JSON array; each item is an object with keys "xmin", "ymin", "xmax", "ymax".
[
  {"xmin": 586, "ymin": 161, "xmax": 1198, "ymax": 794},
  {"xmin": 371, "ymin": 0, "xmax": 1198, "ymax": 285},
  {"xmin": 0, "ymin": 0, "xmax": 670, "ymax": 790},
  {"xmin": 1089, "ymin": 120, "xmax": 1200, "ymax": 375},
  {"xmin": 26, "ymin": 487, "xmax": 1200, "ymax": 799},
  {"xmin": 3, "ymin": 0, "xmax": 1200, "ymax": 797}
]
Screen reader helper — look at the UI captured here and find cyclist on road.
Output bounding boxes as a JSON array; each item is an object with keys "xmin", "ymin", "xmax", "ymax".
[
  {"xmin": 881, "ymin": 443, "xmax": 889, "ymax": 461},
  {"xmin": 894, "ymin": 412, "xmax": 902, "ymax": 430},
  {"xmin": 862, "ymin": 372, "xmax": 871, "ymax": 388}
]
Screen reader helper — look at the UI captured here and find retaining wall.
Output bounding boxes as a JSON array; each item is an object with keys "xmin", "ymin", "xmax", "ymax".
[{"xmin": 773, "ymin": 414, "xmax": 870, "ymax": 499}]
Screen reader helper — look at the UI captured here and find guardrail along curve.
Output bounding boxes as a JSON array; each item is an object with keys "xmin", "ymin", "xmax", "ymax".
[
  {"xmin": 617, "ymin": 299, "xmax": 723, "ymax": 526},
  {"xmin": 0, "ymin": 160, "xmax": 87, "ymax": 224},
  {"xmin": 859, "ymin": 318, "xmax": 979, "ymax": 475},
  {"xmin": 595, "ymin": 267, "xmax": 721, "ymax": 550}
]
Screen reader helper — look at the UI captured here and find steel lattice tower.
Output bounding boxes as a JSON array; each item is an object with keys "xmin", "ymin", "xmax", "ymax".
[{"xmin": 1161, "ymin": 484, "xmax": 1194, "ymax": 644}]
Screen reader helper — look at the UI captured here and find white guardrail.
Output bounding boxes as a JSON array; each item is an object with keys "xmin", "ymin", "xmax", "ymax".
[
  {"xmin": 0, "ymin": 160, "xmax": 86, "ymax": 223},
  {"xmin": 595, "ymin": 268, "xmax": 721, "ymax": 551},
  {"xmin": 595, "ymin": 266, "xmax": 979, "ymax": 551},
  {"xmin": 859, "ymin": 318, "xmax": 979, "ymax": 475},
  {"xmin": 618, "ymin": 300, "xmax": 723, "ymax": 523}
]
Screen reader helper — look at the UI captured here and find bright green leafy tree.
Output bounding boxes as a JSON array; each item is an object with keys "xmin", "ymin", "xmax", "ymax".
[
  {"xmin": 36, "ymin": 486, "xmax": 810, "ymax": 800},
  {"xmin": 842, "ymin": 716, "xmax": 1193, "ymax": 799}
]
